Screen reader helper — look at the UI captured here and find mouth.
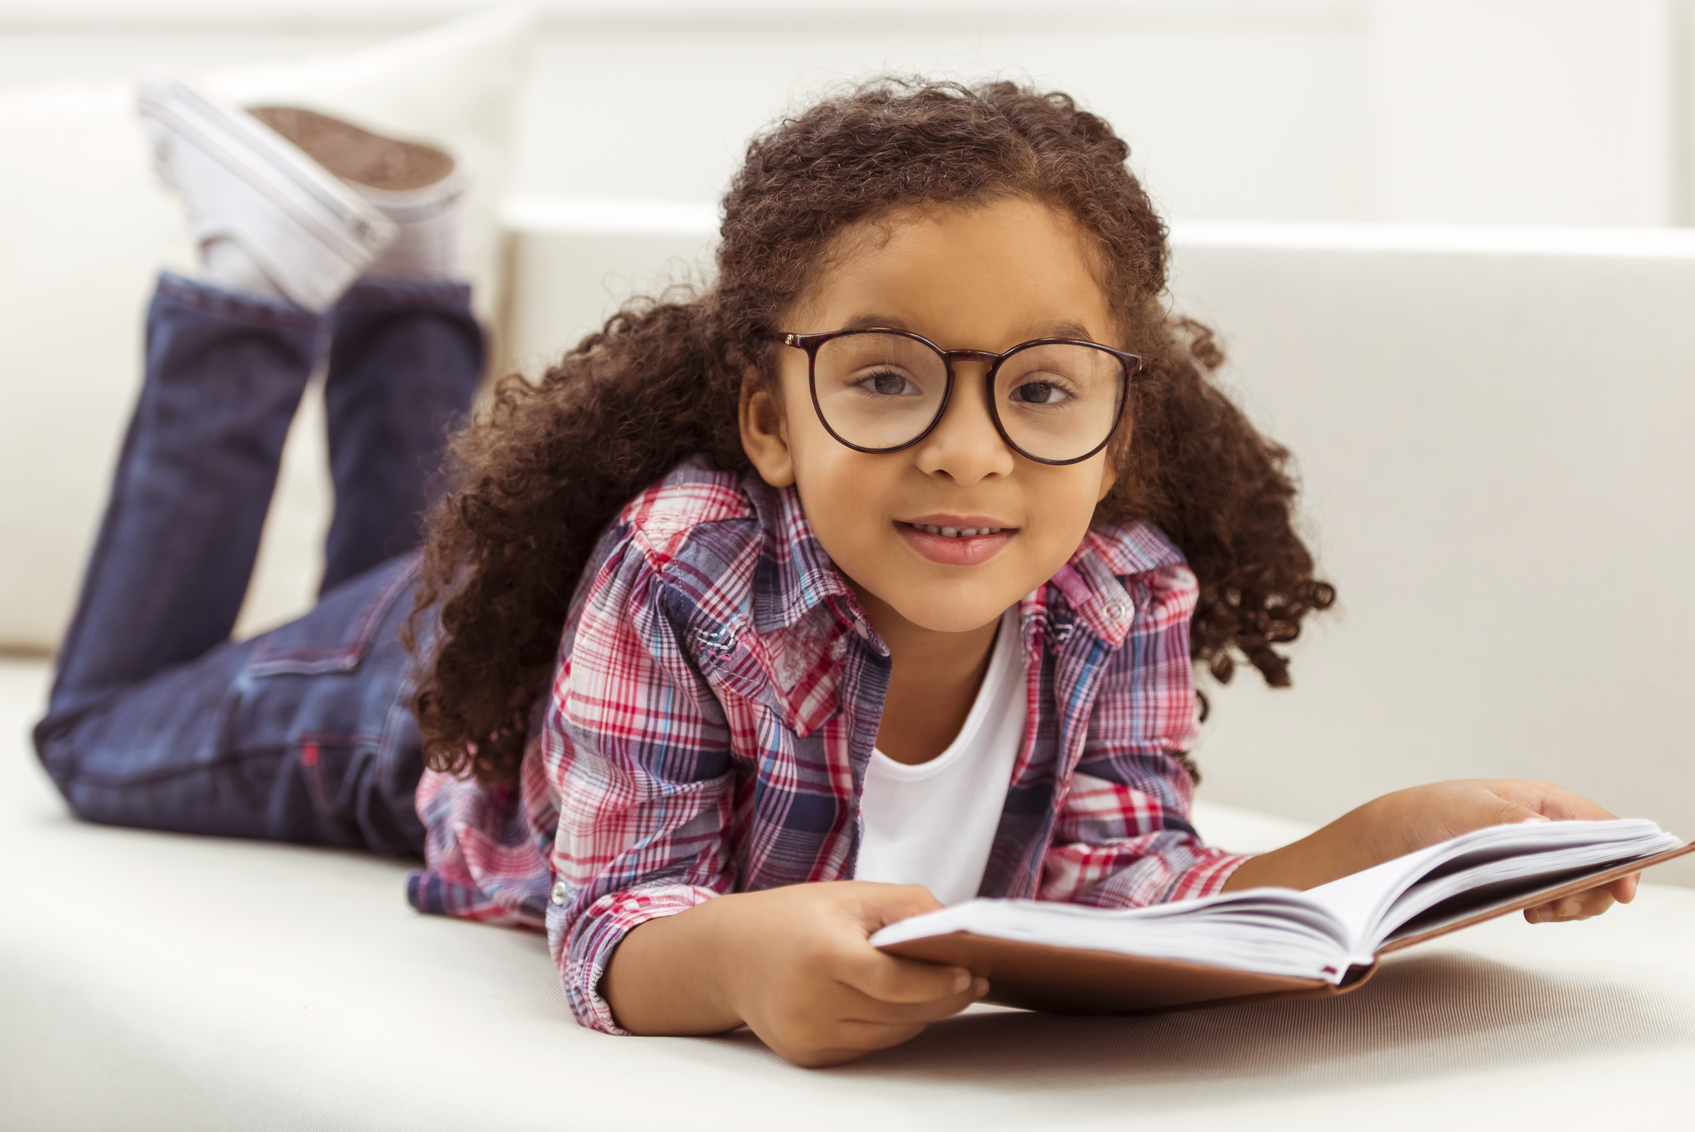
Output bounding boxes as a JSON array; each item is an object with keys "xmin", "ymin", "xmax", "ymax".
[
  {"xmin": 907, "ymin": 522, "xmax": 1009, "ymax": 539},
  {"xmin": 895, "ymin": 518, "xmax": 1018, "ymax": 566}
]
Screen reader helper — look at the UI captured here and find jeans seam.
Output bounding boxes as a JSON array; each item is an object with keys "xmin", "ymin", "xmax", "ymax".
[{"xmin": 247, "ymin": 558, "xmax": 420, "ymax": 676}]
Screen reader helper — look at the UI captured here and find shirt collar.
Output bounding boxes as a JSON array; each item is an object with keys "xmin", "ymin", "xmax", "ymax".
[
  {"xmin": 1046, "ymin": 519, "xmax": 1188, "ymax": 647},
  {"xmin": 744, "ymin": 473, "xmax": 863, "ymax": 637}
]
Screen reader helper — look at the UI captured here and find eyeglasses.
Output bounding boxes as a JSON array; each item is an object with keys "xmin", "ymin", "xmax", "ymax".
[{"xmin": 768, "ymin": 328, "xmax": 1140, "ymax": 466}]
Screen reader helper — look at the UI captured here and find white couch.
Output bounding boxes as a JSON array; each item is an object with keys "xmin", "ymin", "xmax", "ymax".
[
  {"xmin": 4, "ymin": 658, "xmax": 1693, "ymax": 1129},
  {"xmin": 4, "ymin": 15, "xmax": 1695, "ymax": 1129}
]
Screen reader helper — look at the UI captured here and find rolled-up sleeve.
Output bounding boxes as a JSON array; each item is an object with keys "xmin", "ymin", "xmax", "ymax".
[{"xmin": 543, "ymin": 533, "xmax": 739, "ymax": 1033}]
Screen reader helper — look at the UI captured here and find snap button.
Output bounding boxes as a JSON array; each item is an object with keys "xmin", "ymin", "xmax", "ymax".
[
  {"xmin": 551, "ymin": 880, "xmax": 569, "ymax": 906},
  {"xmin": 1104, "ymin": 600, "xmax": 1129, "ymax": 622}
]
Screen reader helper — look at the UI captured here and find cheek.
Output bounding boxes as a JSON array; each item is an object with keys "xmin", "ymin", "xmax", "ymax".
[
  {"xmin": 801, "ymin": 451, "xmax": 899, "ymax": 529},
  {"xmin": 1027, "ymin": 462, "xmax": 1109, "ymax": 551},
  {"xmin": 787, "ymin": 430, "xmax": 896, "ymax": 537}
]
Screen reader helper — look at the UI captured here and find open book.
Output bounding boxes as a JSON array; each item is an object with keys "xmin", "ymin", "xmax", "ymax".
[{"xmin": 871, "ymin": 818, "xmax": 1691, "ymax": 1015}]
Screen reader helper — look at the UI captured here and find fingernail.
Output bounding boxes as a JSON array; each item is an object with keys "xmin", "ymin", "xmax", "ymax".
[
  {"xmin": 1521, "ymin": 815, "xmax": 1552, "ymax": 824},
  {"xmin": 972, "ymin": 977, "xmax": 990, "ymax": 997},
  {"xmin": 951, "ymin": 971, "xmax": 972, "ymax": 993}
]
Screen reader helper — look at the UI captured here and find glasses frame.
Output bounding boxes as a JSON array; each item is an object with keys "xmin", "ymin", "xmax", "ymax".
[{"xmin": 768, "ymin": 328, "xmax": 1142, "ymax": 466}]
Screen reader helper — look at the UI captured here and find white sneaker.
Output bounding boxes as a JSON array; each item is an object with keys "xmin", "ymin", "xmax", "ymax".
[
  {"xmin": 137, "ymin": 74, "xmax": 397, "ymax": 310},
  {"xmin": 351, "ymin": 174, "xmax": 469, "ymax": 280},
  {"xmin": 249, "ymin": 106, "xmax": 468, "ymax": 280}
]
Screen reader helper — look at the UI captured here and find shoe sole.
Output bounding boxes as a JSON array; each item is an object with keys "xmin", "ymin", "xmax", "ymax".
[
  {"xmin": 249, "ymin": 106, "xmax": 457, "ymax": 194},
  {"xmin": 138, "ymin": 79, "xmax": 394, "ymax": 273}
]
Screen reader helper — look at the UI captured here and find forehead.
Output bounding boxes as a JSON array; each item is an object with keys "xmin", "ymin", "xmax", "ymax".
[{"xmin": 793, "ymin": 197, "xmax": 1117, "ymax": 350}]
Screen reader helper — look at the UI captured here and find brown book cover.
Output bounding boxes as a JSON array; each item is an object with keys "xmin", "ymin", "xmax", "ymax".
[{"xmin": 878, "ymin": 843, "xmax": 1695, "ymax": 1016}]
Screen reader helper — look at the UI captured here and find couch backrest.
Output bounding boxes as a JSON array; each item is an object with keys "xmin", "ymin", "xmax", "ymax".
[
  {"xmin": 1164, "ymin": 224, "xmax": 1695, "ymax": 882},
  {"xmin": 12, "ymin": 193, "xmax": 1694, "ymax": 880}
]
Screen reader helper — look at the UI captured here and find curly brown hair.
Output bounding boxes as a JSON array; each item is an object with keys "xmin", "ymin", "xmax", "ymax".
[{"xmin": 408, "ymin": 78, "xmax": 1335, "ymax": 785}]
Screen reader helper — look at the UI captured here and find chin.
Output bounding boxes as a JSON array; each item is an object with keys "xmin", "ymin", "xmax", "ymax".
[{"xmin": 894, "ymin": 591, "xmax": 1013, "ymax": 635}]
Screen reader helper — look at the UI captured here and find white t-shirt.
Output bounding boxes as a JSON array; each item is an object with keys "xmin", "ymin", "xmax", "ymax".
[{"xmin": 854, "ymin": 607, "xmax": 1028, "ymax": 906}]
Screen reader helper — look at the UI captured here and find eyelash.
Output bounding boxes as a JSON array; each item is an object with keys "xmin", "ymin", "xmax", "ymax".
[
  {"xmin": 1008, "ymin": 378, "xmax": 1077, "ymax": 405},
  {"xmin": 852, "ymin": 369, "xmax": 920, "ymax": 396}
]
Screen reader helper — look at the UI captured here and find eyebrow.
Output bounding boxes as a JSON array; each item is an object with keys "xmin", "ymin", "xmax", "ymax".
[
  {"xmin": 839, "ymin": 313, "xmax": 911, "ymax": 332},
  {"xmin": 835, "ymin": 314, "xmax": 1103, "ymax": 344},
  {"xmin": 1029, "ymin": 319, "xmax": 1097, "ymax": 342}
]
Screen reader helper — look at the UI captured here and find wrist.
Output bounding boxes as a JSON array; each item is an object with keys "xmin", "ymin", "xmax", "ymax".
[
  {"xmin": 1222, "ymin": 797, "xmax": 1400, "ymax": 893},
  {"xmin": 686, "ymin": 893, "xmax": 750, "ymax": 1024},
  {"xmin": 603, "ymin": 897, "xmax": 747, "ymax": 1035},
  {"xmin": 1343, "ymin": 793, "xmax": 1400, "ymax": 865}
]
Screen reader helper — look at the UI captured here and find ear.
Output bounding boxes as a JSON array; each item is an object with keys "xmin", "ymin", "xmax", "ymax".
[{"xmin": 739, "ymin": 368, "xmax": 796, "ymax": 488}]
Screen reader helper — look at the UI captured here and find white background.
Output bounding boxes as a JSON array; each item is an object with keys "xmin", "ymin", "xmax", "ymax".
[{"xmin": 3, "ymin": 0, "xmax": 1693, "ymax": 227}]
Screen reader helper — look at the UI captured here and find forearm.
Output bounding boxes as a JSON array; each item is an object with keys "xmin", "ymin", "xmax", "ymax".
[
  {"xmin": 1220, "ymin": 778, "xmax": 1628, "ymax": 895},
  {"xmin": 601, "ymin": 896, "xmax": 745, "ymax": 1035},
  {"xmin": 1220, "ymin": 801, "xmax": 1387, "ymax": 892}
]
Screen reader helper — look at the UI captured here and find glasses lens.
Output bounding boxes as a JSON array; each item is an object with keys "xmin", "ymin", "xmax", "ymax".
[
  {"xmin": 812, "ymin": 332, "xmax": 948, "ymax": 450},
  {"xmin": 993, "ymin": 343, "xmax": 1126, "ymax": 462}
]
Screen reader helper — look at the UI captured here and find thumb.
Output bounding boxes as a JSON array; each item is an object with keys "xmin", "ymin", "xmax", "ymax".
[
  {"xmin": 1496, "ymin": 800, "xmax": 1554, "ymax": 827},
  {"xmin": 856, "ymin": 883, "xmax": 945, "ymax": 931}
]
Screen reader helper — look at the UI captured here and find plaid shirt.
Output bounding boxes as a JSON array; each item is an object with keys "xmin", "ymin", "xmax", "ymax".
[{"xmin": 407, "ymin": 460, "xmax": 1250, "ymax": 1033}]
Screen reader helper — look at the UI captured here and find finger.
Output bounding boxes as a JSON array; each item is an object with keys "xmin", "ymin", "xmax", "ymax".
[
  {"xmin": 1493, "ymin": 780, "xmax": 1618, "ymax": 823},
  {"xmin": 835, "ymin": 1018, "xmax": 933, "ymax": 1050},
  {"xmin": 1525, "ymin": 888, "xmax": 1615, "ymax": 923},
  {"xmin": 1491, "ymin": 799, "xmax": 1552, "ymax": 827},
  {"xmin": 849, "ymin": 883, "xmax": 946, "ymax": 932},
  {"xmin": 793, "ymin": 1019, "xmax": 935, "ymax": 1066},
  {"xmin": 840, "ymin": 978, "xmax": 990, "ymax": 1025},
  {"xmin": 1609, "ymin": 874, "xmax": 1640, "ymax": 903},
  {"xmin": 840, "ymin": 948, "xmax": 979, "ymax": 1005},
  {"xmin": 1563, "ymin": 888, "xmax": 1617, "ymax": 919}
]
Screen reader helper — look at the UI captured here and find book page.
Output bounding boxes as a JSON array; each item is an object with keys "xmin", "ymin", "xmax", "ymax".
[
  {"xmin": 872, "ymin": 890, "xmax": 1358, "ymax": 982},
  {"xmin": 1374, "ymin": 823, "xmax": 1682, "ymax": 945},
  {"xmin": 1299, "ymin": 847, "xmax": 1452, "ymax": 956},
  {"xmin": 1303, "ymin": 818, "xmax": 1680, "ymax": 953}
]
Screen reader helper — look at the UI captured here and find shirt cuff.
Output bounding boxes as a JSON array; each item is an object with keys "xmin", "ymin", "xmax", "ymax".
[
  {"xmin": 1166, "ymin": 850, "xmax": 1257, "ymax": 902},
  {"xmin": 552, "ymin": 883, "xmax": 722, "ymax": 1035}
]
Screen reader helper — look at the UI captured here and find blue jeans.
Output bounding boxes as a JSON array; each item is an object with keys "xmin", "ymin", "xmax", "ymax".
[{"xmin": 33, "ymin": 273, "xmax": 484, "ymax": 856}]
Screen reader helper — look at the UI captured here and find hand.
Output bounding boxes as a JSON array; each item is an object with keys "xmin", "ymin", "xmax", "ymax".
[
  {"xmin": 719, "ymin": 882, "xmax": 990, "ymax": 1066},
  {"xmin": 603, "ymin": 881, "xmax": 987, "ymax": 1067},
  {"xmin": 1366, "ymin": 779, "xmax": 1638, "ymax": 923},
  {"xmin": 1223, "ymin": 779, "xmax": 1639, "ymax": 923}
]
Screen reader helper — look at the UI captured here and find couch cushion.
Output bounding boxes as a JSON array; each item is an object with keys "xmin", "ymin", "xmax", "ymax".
[
  {"xmin": 1162, "ymin": 223, "xmax": 1695, "ymax": 887},
  {"xmin": 3, "ymin": 658, "xmax": 1692, "ymax": 1129},
  {"xmin": 0, "ymin": 6, "xmax": 531, "ymax": 654}
]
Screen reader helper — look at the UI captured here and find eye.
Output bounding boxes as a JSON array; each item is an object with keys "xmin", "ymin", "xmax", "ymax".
[
  {"xmin": 853, "ymin": 368, "xmax": 921, "ymax": 397},
  {"xmin": 1008, "ymin": 380, "xmax": 1071, "ymax": 405}
]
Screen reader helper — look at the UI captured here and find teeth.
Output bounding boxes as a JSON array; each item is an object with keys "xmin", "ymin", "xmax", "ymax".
[{"xmin": 912, "ymin": 523, "xmax": 1004, "ymax": 538}]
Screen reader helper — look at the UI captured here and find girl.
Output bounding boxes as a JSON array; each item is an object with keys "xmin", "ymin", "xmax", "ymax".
[{"xmin": 36, "ymin": 76, "xmax": 1634, "ymax": 1069}]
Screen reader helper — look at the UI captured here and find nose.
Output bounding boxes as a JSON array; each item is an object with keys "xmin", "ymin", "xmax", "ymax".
[{"xmin": 912, "ymin": 362, "xmax": 1015, "ymax": 485}]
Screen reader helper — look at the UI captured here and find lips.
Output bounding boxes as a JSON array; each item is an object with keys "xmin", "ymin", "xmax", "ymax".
[{"xmin": 895, "ymin": 519, "xmax": 1017, "ymax": 566}]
